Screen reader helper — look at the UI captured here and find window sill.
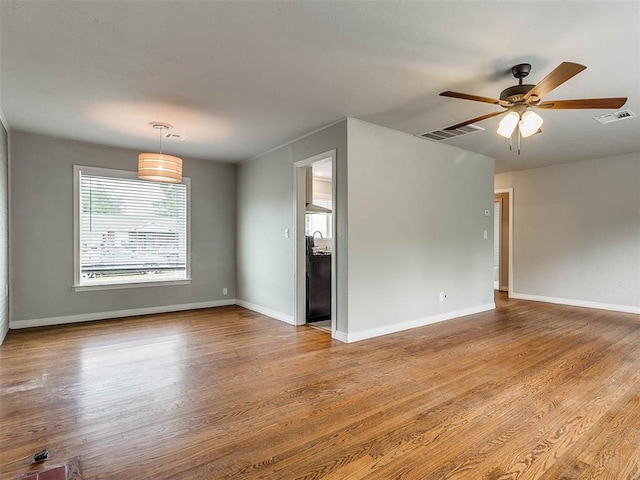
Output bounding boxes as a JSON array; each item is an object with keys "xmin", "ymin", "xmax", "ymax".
[{"xmin": 73, "ymin": 279, "xmax": 192, "ymax": 292}]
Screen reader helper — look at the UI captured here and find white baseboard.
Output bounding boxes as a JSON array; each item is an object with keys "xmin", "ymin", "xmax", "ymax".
[
  {"xmin": 510, "ymin": 292, "xmax": 640, "ymax": 315},
  {"xmin": 343, "ymin": 303, "xmax": 496, "ymax": 343},
  {"xmin": 9, "ymin": 299, "xmax": 237, "ymax": 329},
  {"xmin": 0, "ymin": 320, "xmax": 8, "ymax": 345},
  {"xmin": 235, "ymin": 300, "xmax": 295, "ymax": 325},
  {"xmin": 332, "ymin": 330, "xmax": 348, "ymax": 343}
]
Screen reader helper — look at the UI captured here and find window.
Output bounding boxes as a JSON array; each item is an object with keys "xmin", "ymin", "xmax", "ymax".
[
  {"xmin": 74, "ymin": 166, "xmax": 190, "ymax": 290},
  {"xmin": 305, "ymin": 198, "xmax": 332, "ymax": 238}
]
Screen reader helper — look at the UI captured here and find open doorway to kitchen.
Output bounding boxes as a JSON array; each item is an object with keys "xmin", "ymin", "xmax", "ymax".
[
  {"xmin": 293, "ymin": 150, "xmax": 336, "ymax": 335},
  {"xmin": 494, "ymin": 188, "xmax": 513, "ymax": 294}
]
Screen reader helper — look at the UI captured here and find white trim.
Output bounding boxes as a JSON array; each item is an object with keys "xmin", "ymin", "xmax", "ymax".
[
  {"xmin": 245, "ymin": 118, "xmax": 346, "ymax": 163},
  {"xmin": 73, "ymin": 165, "xmax": 192, "ymax": 289},
  {"xmin": 0, "ymin": 107, "xmax": 9, "ymax": 132},
  {"xmin": 342, "ymin": 303, "xmax": 496, "ymax": 343},
  {"xmin": 332, "ymin": 330, "xmax": 348, "ymax": 343},
  {"xmin": 494, "ymin": 187, "xmax": 514, "ymax": 297},
  {"xmin": 0, "ymin": 322, "xmax": 8, "ymax": 344},
  {"xmin": 293, "ymin": 149, "xmax": 338, "ymax": 332},
  {"xmin": 235, "ymin": 300, "xmax": 295, "ymax": 325},
  {"xmin": 73, "ymin": 279, "xmax": 192, "ymax": 292},
  {"xmin": 9, "ymin": 299, "xmax": 237, "ymax": 329},
  {"xmin": 6, "ymin": 128, "xmax": 11, "ymax": 341},
  {"xmin": 186, "ymin": 172, "xmax": 192, "ymax": 285},
  {"xmin": 330, "ymin": 154, "xmax": 337, "ymax": 337},
  {"xmin": 510, "ymin": 293, "xmax": 640, "ymax": 315},
  {"xmin": 73, "ymin": 165, "xmax": 80, "ymax": 285},
  {"xmin": 293, "ymin": 165, "xmax": 306, "ymax": 326}
]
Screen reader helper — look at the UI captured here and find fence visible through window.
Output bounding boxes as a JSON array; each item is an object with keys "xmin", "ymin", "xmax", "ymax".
[{"xmin": 76, "ymin": 167, "xmax": 189, "ymax": 287}]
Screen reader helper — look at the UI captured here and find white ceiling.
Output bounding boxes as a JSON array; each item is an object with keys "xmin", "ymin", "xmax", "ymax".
[{"xmin": 1, "ymin": 1, "xmax": 639, "ymax": 173}]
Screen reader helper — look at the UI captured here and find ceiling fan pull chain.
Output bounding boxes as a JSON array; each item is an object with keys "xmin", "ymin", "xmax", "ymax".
[{"xmin": 518, "ymin": 129, "xmax": 521, "ymax": 155}]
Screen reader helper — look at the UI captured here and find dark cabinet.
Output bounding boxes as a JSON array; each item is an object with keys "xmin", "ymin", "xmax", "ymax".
[{"xmin": 306, "ymin": 238, "xmax": 331, "ymax": 322}]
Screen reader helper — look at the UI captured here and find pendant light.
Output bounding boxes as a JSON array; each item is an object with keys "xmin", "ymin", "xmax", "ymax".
[{"xmin": 138, "ymin": 122, "xmax": 183, "ymax": 183}]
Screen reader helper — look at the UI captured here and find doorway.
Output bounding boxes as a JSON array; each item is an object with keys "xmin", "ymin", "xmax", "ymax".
[
  {"xmin": 494, "ymin": 188, "xmax": 513, "ymax": 294},
  {"xmin": 294, "ymin": 150, "xmax": 337, "ymax": 335}
]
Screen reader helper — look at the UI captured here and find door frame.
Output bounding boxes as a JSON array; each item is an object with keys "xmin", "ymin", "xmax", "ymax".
[
  {"xmin": 293, "ymin": 149, "xmax": 337, "ymax": 334},
  {"xmin": 494, "ymin": 188, "xmax": 514, "ymax": 297},
  {"xmin": 493, "ymin": 195, "xmax": 503, "ymax": 291}
]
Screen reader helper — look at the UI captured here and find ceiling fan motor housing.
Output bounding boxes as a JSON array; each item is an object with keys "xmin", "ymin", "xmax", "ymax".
[
  {"xmin": 500, "ymin": 84, "xmax": 536, "ymax": 103},
  {"xmin": 501, "ymin": 63, "xmax": 536, "ymax": 103}
]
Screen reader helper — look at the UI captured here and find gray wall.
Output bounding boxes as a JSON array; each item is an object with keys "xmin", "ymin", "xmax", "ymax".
[
  {"xmin": 346, "ymin": 118, "xmax": 495, "ymax": 335},
  {"xmin": 0, "ymin": 121, "xmax": 8, "ymax": 342},
  {"xmin": 237, "ymin": 118, "xmax": 496, "ymax": 340},
  {"xmin": 10, "ymin": 132, "xmax": 236, "ymax": 323},
  {"xmin": 495, "ymin": 153, "xmax": 640, "ymax": 311},
  {"xmin": 236, "ymin": 120, "xmax": 348, "ymax": 331}
]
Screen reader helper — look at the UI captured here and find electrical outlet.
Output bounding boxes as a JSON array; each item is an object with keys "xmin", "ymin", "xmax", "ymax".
[
  {"xmin": 222, "ymin": 287, "xmax": 228, "ymax": 296},
  {"xmin": 284, "ymin": 228, "xmax": 290, "ymax": 238},
  {"xmin": 439, "ymin": 292, "xmax": 445, "ymax": 302}
]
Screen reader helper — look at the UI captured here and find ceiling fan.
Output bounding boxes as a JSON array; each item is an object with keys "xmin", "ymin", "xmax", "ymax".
[{"xmin": 439, "ymin": 62, "xmax": 627, "ymax": 153}]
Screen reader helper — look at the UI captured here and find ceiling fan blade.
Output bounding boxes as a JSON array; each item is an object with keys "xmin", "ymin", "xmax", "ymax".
[
  {"xmin": 444, "ymin": 110, "xmax": 506, "ymax": 131},
  {"xmin": 523, "ymin": 62, "xmax": 587, "ymax": 102},
  {"xmin": 440, "ymin": 90, "xmax": 504, "ymax": 105},
  {"xmin": 534, "ymin": 97, "xmax": 627, "ymax": 109}
]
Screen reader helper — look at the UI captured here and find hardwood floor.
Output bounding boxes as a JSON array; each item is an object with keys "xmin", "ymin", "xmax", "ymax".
[{"xmin": 1, "ymin": 293, "xmax": 639, "ymax": 479}]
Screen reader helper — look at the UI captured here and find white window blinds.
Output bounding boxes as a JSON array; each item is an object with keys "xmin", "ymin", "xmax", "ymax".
[{"xmin": 76, "ymin": 167, "xmax": 188, "ymax": 287}]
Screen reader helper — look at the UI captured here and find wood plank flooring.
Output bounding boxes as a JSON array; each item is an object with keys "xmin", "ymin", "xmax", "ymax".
[{"xmin": 1, "ymin": 293, "xmax": 639, "ymax": 479}]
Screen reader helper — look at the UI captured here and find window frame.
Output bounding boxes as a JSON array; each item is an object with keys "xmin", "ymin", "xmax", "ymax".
[
  {"xmin": 73, "ymin": 165, "xmax": 192, "ymax": 291},
  {"xmin": 305, "ymin": 188, "xmax": 333, "ymax": 239}
]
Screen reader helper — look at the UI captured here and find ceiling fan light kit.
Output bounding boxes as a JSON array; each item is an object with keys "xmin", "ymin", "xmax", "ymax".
[
  {"xmin": 497, "ymin": 111, "xmax": 519, "ymax": 138},
  {"xmin": 519, "ymin": 111, "xmax": 544, "ymax": 138},
  {"xmin": 440, "ymin": 61, "xmax": 627, "ymax": 154},
  {"xmin": 138, "ymin": 122, "xmax": 183, "ymax": 183}
]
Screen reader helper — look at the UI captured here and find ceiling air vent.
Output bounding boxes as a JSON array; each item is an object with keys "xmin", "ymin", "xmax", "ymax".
[
  {"xmin": 593, "ymin": 110, "xmax": 636, "ymax": 125},
  {"xmin": 164, "ymin": 132, "xmax": 188, "ymax": 141},
  {"xmin": 418, "ymin": 124, "xmax": 485, "ymax": 141}
]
